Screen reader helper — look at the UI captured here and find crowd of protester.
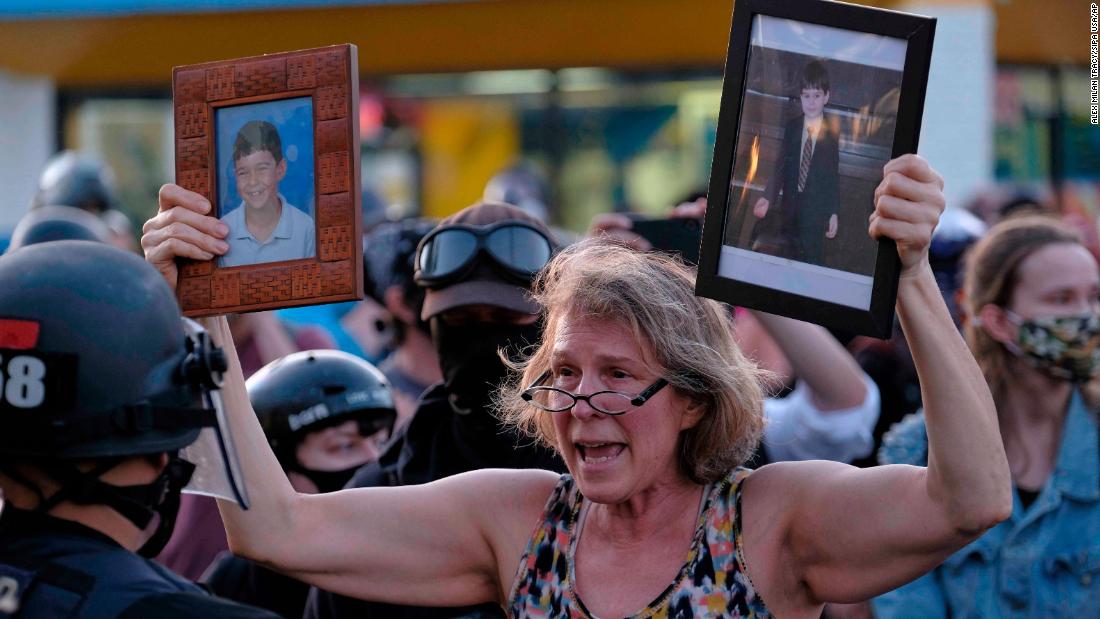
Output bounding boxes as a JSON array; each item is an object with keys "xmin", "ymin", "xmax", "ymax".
[{"xmin": 0, "ymin": 146, "xmax": 1096, "ymax": 619}]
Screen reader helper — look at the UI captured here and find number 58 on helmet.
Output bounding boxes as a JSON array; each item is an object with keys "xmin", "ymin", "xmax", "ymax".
[{"xmin": 0, "ymin": 241, "xmax": 250, "ymax": 531}]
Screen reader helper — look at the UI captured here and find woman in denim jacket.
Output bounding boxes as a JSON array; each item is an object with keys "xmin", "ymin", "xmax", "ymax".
[{"xmin": 873, "ymin": 216, "xmax": 1100, "ymax": 618}]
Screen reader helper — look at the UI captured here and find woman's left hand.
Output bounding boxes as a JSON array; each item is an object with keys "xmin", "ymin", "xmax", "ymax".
[{"xmin": 869, "ymin": 154, "xmax": 945, "ymax": 278}]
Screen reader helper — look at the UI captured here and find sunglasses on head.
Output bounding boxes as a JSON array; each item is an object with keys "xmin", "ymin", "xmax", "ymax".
[{"xmin": 413, "ymin": 221, "xmax": 554, "ymax": 288}]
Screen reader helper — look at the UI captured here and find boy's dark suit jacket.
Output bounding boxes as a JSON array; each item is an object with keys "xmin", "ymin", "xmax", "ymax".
[{"xmin": 761, "ymin": 114, "xmax": 840, "ymax": 265}]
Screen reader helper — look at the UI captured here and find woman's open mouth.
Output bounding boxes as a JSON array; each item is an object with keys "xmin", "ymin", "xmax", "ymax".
[{"xmin": 575, "ymin": 442, "xmax": 626, "ymax": 464}]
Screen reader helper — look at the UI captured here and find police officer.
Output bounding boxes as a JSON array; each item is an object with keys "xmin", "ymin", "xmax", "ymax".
[
  {"xmin": 305, "ymin": 202, "xmax": 566, "ymax": 619},
  {"xmin": 0, "ymin": 241, "xmax": 277, "ymax": 619},
  {"xmin": 31, "ymin": 151, "xmax": 137, "ymax": 252},
  {"xmin": 6, "ymin": 205, "xmax": 113, "ymax": 253},
  {"xmin": 32, "ymin": 151, "xmax": 119, "ymax": 215},
  {"xmin": 202, "ymin": 350, "xmax": 396, "ymax": 619}
]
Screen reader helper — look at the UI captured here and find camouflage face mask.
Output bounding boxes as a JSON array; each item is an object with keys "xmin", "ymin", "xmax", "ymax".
[{"xmin": 1005, "ymin": 311, "xmax": 1100, "ymax": 382}]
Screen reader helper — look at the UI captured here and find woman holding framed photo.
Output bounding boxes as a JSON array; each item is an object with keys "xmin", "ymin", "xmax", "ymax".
[{"xmin": 143, "ymin": 154, "xmax": 1012, "ymax": 617}]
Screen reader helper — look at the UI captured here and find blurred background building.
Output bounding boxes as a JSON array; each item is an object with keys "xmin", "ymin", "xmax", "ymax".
[{"xmin": 0, "ymin": 0, "xmax": 1093, "ymax": 245}]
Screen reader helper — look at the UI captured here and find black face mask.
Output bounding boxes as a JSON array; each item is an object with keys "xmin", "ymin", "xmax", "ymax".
[
  {"xmin": 132, "ymin": 456, "xmax": 196, "ymax": 558},
  {"xmin": 430, "ymin": 318, "xmax": 542, "ymax": 414},
  {"xmin": 30, "ymin": 454, "xmax": 196, "ymax": 558},
  {"xmin": 291, "ymin": 464, "xmax": 362, "ymax": 494}
]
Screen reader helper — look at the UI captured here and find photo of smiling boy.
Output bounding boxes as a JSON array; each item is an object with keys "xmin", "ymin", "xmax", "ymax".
[
  {"xmin": 752, "ymin": 60, "xmax": 840, "ymax": 267},
  {"xmin": 219, "ymin": 120, "xmax": 316, "ymax": 267}
]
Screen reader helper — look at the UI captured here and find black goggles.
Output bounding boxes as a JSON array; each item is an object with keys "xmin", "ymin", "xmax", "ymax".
[{"xmin": 414, "ymin": 221, "xmax": 554, "ymax": 288}]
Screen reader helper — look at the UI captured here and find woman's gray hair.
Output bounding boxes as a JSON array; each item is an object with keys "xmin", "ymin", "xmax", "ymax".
[{"xmin": 497, "ymin": 238, "xmax": 766, "ymax": 484}]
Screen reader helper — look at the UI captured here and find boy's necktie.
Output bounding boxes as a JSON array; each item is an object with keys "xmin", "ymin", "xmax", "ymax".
[{"xmin": 798, "ymin": 128, "xmax": 814, "ymax": 192}]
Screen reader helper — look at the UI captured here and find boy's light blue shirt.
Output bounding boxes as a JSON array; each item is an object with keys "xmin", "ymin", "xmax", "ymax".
[
  {"xmin": 219, "ymin": 195, "xmax": 315, "ymax": 267},
  {"xmin": 873, "ymin": 390, "xmax": 1100, "ymax": 618}
]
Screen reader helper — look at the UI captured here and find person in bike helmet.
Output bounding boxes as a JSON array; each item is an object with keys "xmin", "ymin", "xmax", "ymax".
[{"xmin": 202, "ymin": 349, "xmax": 395, "ymax": 619}]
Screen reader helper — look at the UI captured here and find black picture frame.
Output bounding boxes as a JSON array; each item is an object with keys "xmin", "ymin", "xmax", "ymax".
[{"xmin": 696, "ymin": 0, "xmax": 935, "ymax": 338}]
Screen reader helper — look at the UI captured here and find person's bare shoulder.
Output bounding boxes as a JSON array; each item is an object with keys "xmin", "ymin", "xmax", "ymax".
[{"xmin": 452, "ymin": 468, "xmax": 562, "ymax": 518}]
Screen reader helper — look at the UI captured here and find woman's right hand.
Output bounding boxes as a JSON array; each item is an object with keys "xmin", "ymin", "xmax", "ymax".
[{"xmin": 141, "ymin": 184, "xmax": 229, "ymax": 287}]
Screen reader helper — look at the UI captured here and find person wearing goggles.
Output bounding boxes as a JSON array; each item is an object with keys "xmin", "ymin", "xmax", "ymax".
[
  {"xmin": 307, "ymin": 202, "xmax": 567, "ymax": 619},
  {"xmin": 408, "ymin": 204, "xmax": 557, "ymax": 418}
]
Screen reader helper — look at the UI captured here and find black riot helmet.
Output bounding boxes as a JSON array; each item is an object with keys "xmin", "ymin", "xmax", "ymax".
[
  {"xmin": 247, "ymin": 350, "xmax": 397, "ymax": 470},
  {"xmin": 6, "ymin": 205, "xmax": 113, "ymax": 254},
  {"xmin": 0, "ymin": 241, "xmax": 214, "ymax": 458},
  {"xmin": 32, "ymin": 151, "xmax": 120, "ymax": 214},
  {"xmin": 0, "ymin": 241, "xmax": 249, "ymax": 554}
]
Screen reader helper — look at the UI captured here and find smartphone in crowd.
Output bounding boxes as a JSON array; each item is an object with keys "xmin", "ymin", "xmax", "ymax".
[{"xmin": 629, "ymin": 216, "xmax": 704, "ymax": 265}]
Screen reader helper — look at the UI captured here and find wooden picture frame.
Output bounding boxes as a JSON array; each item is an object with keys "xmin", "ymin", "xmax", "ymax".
[
  {"xmin": 172, "ymin": 44, "xmax": 362, "ymax": 317},
  {"xmin": 695, "ymin": 0, "xmax": 935, "ymax": 338}
]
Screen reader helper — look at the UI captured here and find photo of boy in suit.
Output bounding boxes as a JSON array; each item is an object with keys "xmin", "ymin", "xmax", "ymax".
[
  {"xmin": 752, "ymin": 60, "xmax": 840, "ymax": 267},
  {"xmin": 220, "ymin": 120, "xmax": 316, "ymax": 268}
]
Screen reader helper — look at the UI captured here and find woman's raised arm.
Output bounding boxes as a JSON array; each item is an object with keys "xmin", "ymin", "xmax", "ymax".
[
  {"xmin": 143, "ymin": 186, "xmax": 557, "ymax": 606},
  {"xmin": 740, "ymin": 155, "xmax": 1012, "ymax": 608}
]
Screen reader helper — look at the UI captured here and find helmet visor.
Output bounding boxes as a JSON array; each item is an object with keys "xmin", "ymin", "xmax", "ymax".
[{"xmin": 178, "ymin": 318, "xmax": 250, "ymax": 509}]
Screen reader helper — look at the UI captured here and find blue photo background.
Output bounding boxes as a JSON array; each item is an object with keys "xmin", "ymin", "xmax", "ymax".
[{"xmin": 216, "ymin": 96, "xmax": 314, "ymax": 218}]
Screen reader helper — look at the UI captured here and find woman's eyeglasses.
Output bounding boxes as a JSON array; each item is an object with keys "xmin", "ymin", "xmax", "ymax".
[{"xmin": 520, "ymin": 370, "xmax": 668, "ymax": 415}]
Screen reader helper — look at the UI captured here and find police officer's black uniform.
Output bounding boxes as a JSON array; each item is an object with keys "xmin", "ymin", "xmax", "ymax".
[
  {"xmin": 0, "ymin": 241, "xmax": 277, "ymax": 619},
  {"xmin": 0, "ymin": 508, "xmax": 274, "ymax": 619},
  {"xmin": 305, "ymin": 204, "xmax": 567, "ymax": 619}
]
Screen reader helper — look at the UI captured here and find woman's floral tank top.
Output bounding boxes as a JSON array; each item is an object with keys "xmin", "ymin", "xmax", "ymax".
[{"xmin": 507, "ymin": 467, "xmax": 771, "ymax": 618}]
